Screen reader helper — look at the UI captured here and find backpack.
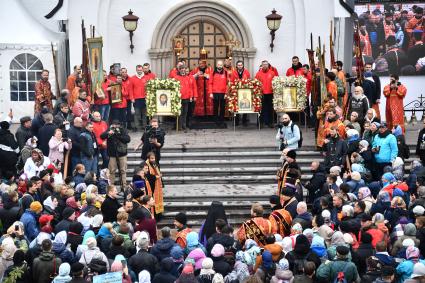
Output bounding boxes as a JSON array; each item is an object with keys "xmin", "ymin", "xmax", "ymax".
[
  {"xmin": 290, "ymin": 123, "xmax": 303, "ymax": 148},
  {"xmin": 293, "ymin": 251, "xmax": 310, "ymax": 275}
]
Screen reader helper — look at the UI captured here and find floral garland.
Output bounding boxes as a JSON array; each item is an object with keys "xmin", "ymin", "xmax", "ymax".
[
  {"xmin": 225, "ymin": 79, "xmax": 263, "ymax": 113},
  {"xmin": 272, "ymin": 75, "xmax": 307, "ymax": 112},
  {"xmin": 145, "ymin": 78, "xmax": 181, "ymax": 117}
]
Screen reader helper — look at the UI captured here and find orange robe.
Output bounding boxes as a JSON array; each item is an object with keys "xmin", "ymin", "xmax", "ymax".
[
  {"xmin": 405, "ymin": 17, "xmax": 425, "ymax": 48},
  {"xmin": 146, "ymin": 160, "xmax": 164, "ymax": 215},
  {"xmin": 237, "ymin": 217, "xmax": 275, "ymax": 247},
  {"xmin": 34, "ymin": 79, "xmax": 53, "ymax": 114},
  {"xmin": 324, "ymin": 118, "xmax": 346, "ymax": 140},
  {"xmin": 175, "ymin": 227, "xmax": 192, "ymax": 249},
  {"xmin": 383, "ymin": 84, "xmax": 407, "ymax": 132},
  {"xmin": 66, "ymin": 74, "xmax": 77, "ymax": 93},
  {"xmin": 269, "ymin": 208, "xmax": 292, "ymax": 237},
  {"xmin": 316, "ymin": 103, "xmax": 331, "ymax": 148},
  {"xmin": 327, "ymin": 81, "xmax": 338, "ymax": 101}
]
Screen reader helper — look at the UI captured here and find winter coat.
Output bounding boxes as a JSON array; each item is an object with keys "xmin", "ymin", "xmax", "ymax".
[
  {"xmin": 292, "ymin": 212, "xmax": 313, "ymax": 230},
  {"xmin": 52, "ymin": 242, "xmax": 75, "ymax": 264},
  {"xmin": 352, "ymin": 243, "xmax": 374, "ymax": 276},
  {"xmin": 392, "ymin": 235, "xmax": 420, "ymax": 256},
  {"xmin": 417, "ymin": 227, "xmax": 425, "ymax": 257},
  {"xmin": 206, "ymin": 233, "xmax": 236, "ymax": 256},
  {"xmin": 323, "ymin": 136, "xmax": 348, "ymax": 168},
  {"xmin": 3, "ymin": 263, "xmax": 31, "ymax": 283},
  {"xmin": 67, "ymin": 126, "xmax": 82, "ymax": 157},
  {"xmin": 209, "ymin": 69, "xmax": 228, "ymax": 94},
  {"xmin": 151, "ymin": 237, "xmax": 177, "ymax": 262},
  {"xmin": 48, "ymin": 137, "xmax": 71, "ymax": 164},
  {"xmin": 211, "ymin": 255, "xmax": 232, "ymax": 277},
  {"xmin": 396, "ymin": 259, "xmax": 425, "ymax": 283},
  {"xmin": 174, "ymin": 74, "xmax": 198, "ymax": 100},
  {"xmin": 20, "ymin": 209, "xmax": 39, "ymax": 242},
  {"xmin": 37, "ymin": 123, "xmax": 58, "ymax": 156},
  {"xmin": 0, "ymin": 193, "xmax": 20, "ymax": 234},
  {"xmin": 54, "ymin": 219, "xmax": 74, "ymax": 234},
  {"xmin": 316, "ymin": 259, "xmax": 359, "ymax": 283},
  {"xmin": 79, "ymin": 130, "xmax": 98, "ymax": 158},
  {"xmin": 255, "ymin": 68, "xmax": 276, "ymax": 94},
  {"xmin": 0, "ymin": 128, "xmax": 19, "ymax": 171},
  {"xmin": 285, "ymin": 235, "xmax": 321, "ymax": 274},
  {"xmin": 152, "ymin": 258, "xmax": 177, "ymax": 283},
  {"xmin": 79, "ymin": 247, "xmax": 109, "ymax": 271},
  {"xmin": 100, "ymin": 126, "xmax": 130, "ymax": 158},
  {"xmin": 101, "ymin": 195, "xmax": 120, "ymax": 223},
  {"xmin": 72, "ymin": 99, "xmax": 90, "ymax": 124},
  {"xmin": 128, "ymin": 249, "xmax": 159, "ymax": 278},
  {"xmin": 304, "ymin": 164, "xmax": 327, "ymax": 200},
  {"xmin": 15, "ymin": 125, "xmax": 33, "ymax": 150},
  {"xmin": 372, "ymin": 131, "xmax": 398, "ymax": 163},
  {"xmin": 276, "ymin": 121, "xmax": 301, "ymax": 150},
  {"xmin": 32, "ymin": 251, "xmax": 62, "ymax": 283}
]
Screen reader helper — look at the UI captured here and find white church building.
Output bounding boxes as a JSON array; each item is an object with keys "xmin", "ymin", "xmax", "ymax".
[{"xmin": 0, "ymin": 0, "xmax": 423, "ymax": 120}]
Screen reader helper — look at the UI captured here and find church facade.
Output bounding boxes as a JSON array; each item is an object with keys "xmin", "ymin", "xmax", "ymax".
[{"xmin": 2, "ymin": 0, "xmax": 419, "ymax": 120}]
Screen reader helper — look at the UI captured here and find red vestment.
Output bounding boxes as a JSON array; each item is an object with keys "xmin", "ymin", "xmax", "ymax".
[
  {"xmin": 383, "ymin": 21, "xmax": 395, "ymax": 39},
  {"xmin": 383, "ymin": 83, "xmax": 407, "ymax": 132},
  {"xmin": 176, "ymin": 227, "xmax": 192, "ymax": 249},
  {"xmin": 327, "ymin": 81, "xmax": 338, "ymax": 101},
  {"xmin": 237, "ymin": 217, "xmax": 275, "ymax": 247},
  {"xmin": 406, "ymin": 17, "xmax": 425, "ymax": 47},
  {"xmin": 190, "ymin": 67, "xmax": 214, "ymax": 116},
  {"xmin": 34, "ymin": 79, "xmax": 53, "ymax": 114},
  {"xmin": 360, "ymin": 31, "xmax": 372, "ymax": 57}
]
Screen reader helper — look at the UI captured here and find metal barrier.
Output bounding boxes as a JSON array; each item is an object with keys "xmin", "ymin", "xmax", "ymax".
[{"xmin": 404, "ymin": 94, "xmax": 425, "ymax": 125}]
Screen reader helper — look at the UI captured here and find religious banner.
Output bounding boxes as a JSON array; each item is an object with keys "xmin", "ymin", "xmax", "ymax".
[
  {"xmin": 110, "ymin": 82, "xmax": 122, "ymax": 104},
  {"xmin": 272, "ymin": 76, "xmax": 307, "ymax": 113},
  {"xmin": 226, "ymin": 79, "xmax": 262, "ymax": 113},
  {"xmin": 146, "ymin": 78, "xmax": 181, "ymax": 117},
  {"xmin": 87, "ymin": 37, "xmax": 104, "ymax": 96}
]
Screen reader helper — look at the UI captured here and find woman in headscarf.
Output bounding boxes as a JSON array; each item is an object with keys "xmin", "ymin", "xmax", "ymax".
[
  {"xmin": 175, "ymin": 264, "xmax": 199, "ymax": 283},
  {"xmin": 358, "ymin": 187, "xmax": 375, "ymax": 213},
  {"xmin": 224, "ymin": 259, "xmax": 249, "ymax": 283},
  {"xmin": 110, "ymin": 260, "xmax": 132, "ymax": 283},
  {"xmin": 97, "ymin": 168, "xmax": 110, "ymax": 195},
  {"xmin": 392, "ymin": 157, "xmax": 405, "ymax": 181},
  {"xmin": 76, "ymin": 230, "xmax": 96, "ymax": 259},
  {"xmin": 197, "ymin": 257, "xmax": 216, "ymax": 283},
  {"xmin": 311, "ymin": 235, "xmax": 328, "ymax": 262},
  {"xmin": 185, "ymin": 231, "xmax": 207, "ymax": 256},
  {"xmin": 285, "ymin": 234, "xmax": 321, "ymax": 275},
  {"xmin": 199, "ymin": 201, "xmax": 228, "ymax": 247},
  {"xmin": 52, "ymin": 231, "xmax": 75, "ymax": 264},
  {"xmin": 2, "ymin": 249, "xmax": 30, "ymax": 283},
  {"xmin": 327, "ymin": 231, "xmax": 351, "ymax": 261},
  {"xmin": 138, "ymin": 270, "xmax": 151, "ymax": 283},
  {"xmin": 395, "ymin": 246, "xmax": 425, "ymax": 283},
  {"xmin": 0, "ymin": 237, "xmax": 17, "ymax": 281},
  {"xmin": 43, "ymin": 195, "xmax": 60, "ymax": 225},
  {"xmin": 79, "ymin": 237, "xmax": 109, "ymax": 271},
  {"xmin": 365, "ymin": 108, "xmax": 379, "ymax": 123},
  {"xmin": 52, "ymin": 262, "xmax": 72, "ymax": 283},
  {"xmin": 80, "ymin": 184, "xmax": 104, "ymax": 211},
  {"xmin": 23, "ymin": 148, "xmax": 51, "ymax": 178}
]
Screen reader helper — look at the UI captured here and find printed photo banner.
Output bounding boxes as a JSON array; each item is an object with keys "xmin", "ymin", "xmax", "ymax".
[
  {"xmin": 87, "ymin": 37, "xmax": 104, "ymax": 97},
  {"xmin": 226, "ymin": 79, "xmax": 263, "ymax": 113},
  {"xmin": 146, "ymin": 78, "xmax": 182, "ymax": 117},
  {"xmin": 272, "ymin": 76, "xmax": 307, "ymax": 112}
]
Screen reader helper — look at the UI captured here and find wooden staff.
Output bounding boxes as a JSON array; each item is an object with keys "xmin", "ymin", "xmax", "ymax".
[
  {"xmin": 51, "ymin": 42, "xmax": 60, "ymax": 99},
  {"xmin": 63, "ymin": 150, "xmax": 70, "ymax": 180}
]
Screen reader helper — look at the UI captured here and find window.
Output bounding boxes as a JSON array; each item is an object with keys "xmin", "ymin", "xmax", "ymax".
[{"xmin": 10, "ymin": 53, "xmax": 44, "ymax": 101}]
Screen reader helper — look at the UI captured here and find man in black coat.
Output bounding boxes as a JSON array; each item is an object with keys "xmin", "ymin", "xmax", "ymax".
[
  {"xmin": 54, "ymin": 207, "xmax": 76, "ymax": 234},
  {"xmin": 37, "ymin": 113, "xmax": 57, "ymax": 156},
  {"xmin": 101, "ymin": 185, "xmax": 120, "ymax": 223},
  {"xmin": 15, "ymin": 116, "xmax": 33, "ymax": 150},
  {"xmin": 150, "ymin": 227, "xmax": 177, "ymax": 262},
  {"xmin": 304, "ymin": 161, "xmax": 327, "ymax": 203},
  {"xmin": 0, "ymin": 121, "xmax": 19, "ymax": 177},
  {"xmin": 68, "ymin": 117, "xmax": 83, "ymax": 171},
  {"xmin": 128, "ymin": 231, "xmax": 159, "ymax": 277},
  {"xmin": 352, "ymin": 232, "xmax": 375, "ymax": 276},
  {"xmin": 152, "ymin": 257, "xmax": 177, "ymax": 283},
  {"xmin": 323, "ymin": 127, "xmax": 348, "ymax": 171}
]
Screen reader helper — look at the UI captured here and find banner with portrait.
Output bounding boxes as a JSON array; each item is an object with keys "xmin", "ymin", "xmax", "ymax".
[
  {"xmin": 272, "ymin": 76, "xmax": 307, "ymax": 113},
  {"xmin": 87, "ymin": 37, "xmax": 104, "ymax": 97},
  {"xmin": 146, "ymin": 79, "xmax": 181, "ymax": 117},
  {"xmin": 110, "ymin": 83, "xmax": 122, "ymax": 104},
  {"xmin": 226, "ymin": 79, "xmax": 263, "ymax": 113}
]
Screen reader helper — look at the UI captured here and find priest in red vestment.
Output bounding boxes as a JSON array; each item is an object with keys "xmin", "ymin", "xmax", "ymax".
[
  {"xmin": 383, "ymin": 74, "xmax": 407, "ymax": 132},
  {"xmin": 175, "ymin": 66, "xmax": 198, "ymax": 130},
  {"xmin": 237, "ymin": 203, "xmax": 275, "ymax": 247},
  {"xmin": 190, "ymin": 59, "xmax": 213, "ymax": 116},
  {"xmin": 34, "ymin": 70, "xmax": 53, "ymax": 114}
]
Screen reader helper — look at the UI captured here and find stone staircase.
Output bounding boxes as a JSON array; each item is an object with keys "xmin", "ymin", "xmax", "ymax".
[{"xmin": 123, "ymin": 145, "xmax": 417, "ymax": 229}]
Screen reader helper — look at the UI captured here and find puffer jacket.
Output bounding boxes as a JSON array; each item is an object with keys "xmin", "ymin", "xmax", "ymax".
[
  {"xmin": 151, "ymin": 237, "xmax": 177, "ymax": 262},
  {"xmin": 372, "ymin": 130, "xmax": 398, "ymax": 163}
]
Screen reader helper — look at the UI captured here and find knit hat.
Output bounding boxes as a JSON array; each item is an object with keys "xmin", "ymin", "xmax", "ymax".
[
  {"xmin": 402, "ymin": 238, "xmax": 415, "ymax": 248},
  {"xmin": 413, "ymin": 205, "xmax": 425, "ymax": 216},
  {"xmin": 336, "ymin": 246, "xmax": 350, "ymax": 257},
  {"xmin": 175, "ymin": 212, "xmax": 187, "ymax": 225},
  {"xmin": 359, "ymin": 140, "xmax": 369, "ymax": 148},
  {"xmin": 277, "ymin": 258, "xmax": 290, "ymax": 271},
  {"xmin": 382, "ymin": 172, "xmax": 395, "ymax": 182},
  {"xmin": 71, "ymin": 262, "xmax": 84, "ymax": 274},
  {"xmin": 92, "ymin": 214, "xmax": 103, "ymax": 228},
  {"xmin": 330, "ymin": 166, "xmax": 342, "ymax": 174},
  {"xmin": 286, "ymin": 150, "xmax": 296, "ymax": 159},
  {"xmin": 30, "ymin": 201, "xmax": 43, "ymax": 213},
  {"xmin": 211, "ymin": 244, "xmax": 225, "ymax": 257},
  {"xmin": 372, "ymin": 213, "xmax": 385, "ymax": 224},
  {"xmin": 412, "ymin": 262, "xmax": 425, "ymax": 278},
  {"xmin": 351, "ymin": 171, "xmax": 361, "ymax": 181},
  {"xmin": 262, "ymin": 251, "xmax": 273, "ymax": 269},
  {"xmin": 201, "ymin": 257, "xmax": 214, "ymax": 270},
  {"xmin": 404, "ymin": 223, "xmax": 417, "ymax": 236},
  {"xmin": 269, "ymin": 195, "xmax": 280, "ymax": 205},
  {"xmin": 20, "ymin": 116, "xmax": 31, "ymax": 124},
  {"xmin": 137, "ymin": 231, "xmax": 150, "ymax": 249},
  {"xmin": 407, "ymin": 246, "xmax": 420, "ymax": 260},
  {"xmin": 39, "ymin": 170, "xmax": 50, "ymax": 179},
  {"xmin": 321, "ymin": 209, "xmax": 331, "ymax": 219},
  {"xmin": 346, "ymin": 129, "xmax": 359, "ymax": 138},
  {"xmin": 0, "ymin": 121, "xmax": 10, "ymax": 130},
  {"xmin": 62, "ymin": 207, "xmax": 75, "ymax": 219},
  {"xmin": 39, "ymin": 214, "xmax": 53, "ymax": 227},
  {"xmin": 171, "ymin": 245, "xmax": 184, "ymax": 260}
]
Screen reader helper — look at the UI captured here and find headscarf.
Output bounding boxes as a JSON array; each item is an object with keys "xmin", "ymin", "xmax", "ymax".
[
  {"xmin": 281, "ymin": 237, "xmax": 293, "ymax": 254},
  {"xmin": 187, "ymin": 248, "xmax": 206, "ymax": 270},
  {"xmin": 392, "ymin": 125, "xmax": 403, "ymax": 137},
  {"xmin": 53, "ymin": 263, "xmax": 72, "ymax": 283},
  {"xmin": 0, "ymin": 237, "xmax": 17, "ymax": 260},
  {"xmin": 110, "ymin": 261, "xmax": 124, "ymax": 272},
  {"xmin": 358, "ymin": 187, "xmax": 371, "ymax": 199},
  {"xmin": 378, "ymin": 191, "xmax": 391, "ymax": 203},
  {"xmin": 99, "ymin": 168, "xmax": 110, "ymax": 182},
  {"xmin": 31, "ymin": 148, "xmax": 45, "ymax": 167},
  {"xmin": 97, "ymin": 225, "xmax": 112, "ymax": 239},
  {"xmin": 53, "ymin": 231, "xmax": 67, "ymax": 245},
  {"xmin": 91, "ymin": 214, "xmax": 103, "ymax": 228},
  {"xmin": 406, "ymin": 246, "xmax": 420, "ymax": 261},
  {"xmin": 43, "ymin": 196, "xmax": 57, "ymax": 210},
  {"xmin": 138, "ymin": 270, "xmax": 151, "ymax": 283},
  {"xmin": 277, "ymin": 258, "xmax": 290, "ymax": 271},
  {"xmin": 365, "ymin": 108, "xmax": 376, "ymax": 122},
  {"xmin": 303, "ymin": 229, "xmax": 314, "ymax": 243},
  {"xmin": 199, "ymin": 257, "xmax": 215, "ymax": 276},
  {"xmin": 199, "ymin": 201, "xmax": 227, "ymax": 244},
  {"xmin": 291, "ymin": 223, "xmax": 303, "ymax": 235},
  {"xmin": 82, "ymin": 230, "xmax": 96, "ymax": 245},
  {"xmin": 331, "ymin": 231, "xmax": 345, "ymax": 246},
  {"xmin": 186, "ymin": 231, "xmax": 200, "ymax": 248}
]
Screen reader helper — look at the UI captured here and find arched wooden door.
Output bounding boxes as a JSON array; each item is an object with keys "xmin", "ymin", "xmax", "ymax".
[{"xmin": 178, "ymin": 21, "xmax": 228, "ymax": 69}]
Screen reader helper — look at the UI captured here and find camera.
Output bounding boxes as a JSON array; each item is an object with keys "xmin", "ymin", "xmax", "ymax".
[
  {"xmin": 111, "ymin": 126, "xmax": 121, "ymax": 135},
  {"xmin": 145, "ymin": 125, "xmax": 160, "ymax": 140}
]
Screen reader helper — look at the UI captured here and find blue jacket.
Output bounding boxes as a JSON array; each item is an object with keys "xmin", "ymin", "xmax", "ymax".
[
  {"xmin": 372, "ymin": 132, "xmax": 398, "ymax": 163},
  {"xmin": 20, "ymin": 210, "xmax": 39, "ymax": 242},
  {"xmin": 396, "ymin": 259, "xmax": 425, "ymax": 283},
  {"xmin": 276, "ymin": 122, "xmax": 300, "ymax": 149}
]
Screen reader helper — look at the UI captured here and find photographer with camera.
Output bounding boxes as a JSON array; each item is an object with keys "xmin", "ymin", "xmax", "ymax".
[
  {"xmin": 100, "ymin": 120, "xmax": 131, "ymax": 189},
  {"xmin": 275, "ymin": 114, "xmax": 301, "ymax": 150},
  {"xmin": 135, "ymin": 118, "xmax": 165, "ymax": 163}
]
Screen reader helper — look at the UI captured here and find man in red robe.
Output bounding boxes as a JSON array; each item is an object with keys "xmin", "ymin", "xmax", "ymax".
[
  {"xmin": 190, "ymin": 59, "xmax": 213, "ymax": 116},
  {"xmin": 383, "ymin": 74, "xmax": 407, "ymax": 132},
  {"xmin": 232, "ymin": 60, "xmax": 251, "ymax": 126},
  {"xmin": 359, "ymin": 19, "xmax": 372, "ymax": 57},
  {"xmin": 237, "ymin": 203, "xmax": 275, "ymax": 247},
  {"xmin": 66, "ymin": 65, "xmax": 82, "ymax": 93},
  {"xmin": 34, "ymin": 70, "xmax": 53, "ymax": 114},
  {"xmin": 286, "ymin": 56, "xmax": 304, "ymax": 77},
  {"xmin": 405, "ymin": 7, "xmax": 424, "ymax": 48},
  {"xmin": 255, "ymin": 61, "xmax": 277, "ymax": 127},
  {"xmin": 110, "ymin": 74, "xmax": 130, "ymax": 125},
  {"xmin": 131, "ymin": 63, "xmax": 156, "ymax": 131}
]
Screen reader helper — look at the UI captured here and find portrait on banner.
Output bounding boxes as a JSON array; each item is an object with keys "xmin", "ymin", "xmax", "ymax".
[
  {"xmin": 237, "ymin": 88, "xmax": 253, "ymax": 113},
  {"xmin": 110, "ymin": 83, "xmax": 122, "ymax": 104},
  {"xmin": 156, "ymin": 89, "xmax": 172, "ymax": 115},
  {"xmin": 282, "ymin": 87, "xmax": 297, "ymax": 111}
]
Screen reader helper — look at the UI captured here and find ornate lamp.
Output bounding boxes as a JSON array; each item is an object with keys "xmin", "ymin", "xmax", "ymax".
[
  {"xmin": 266, "ymin": 9, "xmax": 282, "ymax": 52},
  {"xmin": 122, "ymin": 10, "xmax": 139, "ymax": 53}
]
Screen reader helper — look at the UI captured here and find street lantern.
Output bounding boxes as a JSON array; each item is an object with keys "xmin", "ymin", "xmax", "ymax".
[
  {"xmin": 265, "ymin": 9, "xmax": 282, "ymax": 52},
  {"xmin": 122, "ymin": 10, "xmax": 139, "ymax": 53}
]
